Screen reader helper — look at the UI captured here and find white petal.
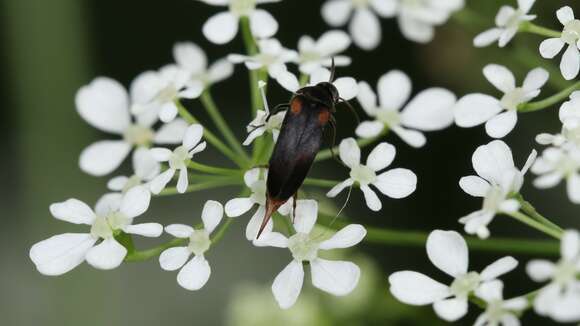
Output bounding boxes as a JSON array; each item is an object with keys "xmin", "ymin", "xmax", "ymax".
[
  {"xmin": 183, "ymin": 124, "xmax": 204, "ymax": 150},
  {"xmin": 123, "ymin": 223, "xmax": 163, "ymax": 237},
  {"xmin": 149, "ymin": 169, "xmax": 175, "ymax": 194},
  {"xmin": 473, "ymin": 28, "xmax": 502, "ymax": 47},
  {"xmin": 480, "ymin": 256, "xmax": 518, "ymax": 281},
  {"xmin": 366, "ymin": 142, "xmax": 396, "ymax": 171},
  {"xmin": 338, "ymin": 138, "xmax": 361, "ymax": 168},
  {"xmin": 319, "ymin": 224, "xmax": 366, "ymax": 250},
  {"xmin": 326, "ymin": 178, "xmax": 354, "ymax": 197},
  {"xmin": 398, "ymin": 15, "xmax": 434, "ymax": 43},
  {"xmin": 94, "ymin": 193, "xmax": 122, "ymax": 216},
  {"xmin": 107, "ymin": 176, "xmax": 128, "ymax": 191},
  {"xmin": 132, "ymin": 147, "xmax": 160, "ymax": 181},
  {"xmin": 454, "ymin": 94, "xmax": 502, "ymax": 127},
  {"xmin": 177, "ymin": 256, "xmax": 211, "ymax": 290},
  {"xmin": 485, "ymin": 110, "xmax": 518, "ymax": 138},
  {"xmin": 355, "ymin": 120, "xmax": 384, "ymax": 138},
  {"xmin": 539, "ymin": 38, "xmax": 565, "ymax": 59},
  {"xmin": 561, "ymin": 230, "xmax": 580, "ymax": 260},
  {"xmin": 310, "ymin": 258, "xmax": 360, "ymax": 296},
  {"xmin": 392, "ymin": 126, "xmax": 427, "ymax": 148},
  {"xmin": 374, "ymin": 168, "xmax": 417, "ymax": 198},
  {"xmin": 459, "ymin": 175, "xmax": 491, "ymax": 197},
  {"xmin": 388, "ymin": 271, "xmax": 450, "ymax": 305},
  {"xmin": 475, "ymin": 280, "xmax": 504, "ymax": 302},
  {"xmin": 202, "ymin": 12, "xmax": 239, "ymax": 44},
  {"xmin": 165, "ymin": 224, "xmax": 195, "ymax": 238},
  {"xmin": 75, "ymin": 77, "xmax": 130, "ymax": 133},
  {"xmin": 275, "ymin": 71, "xmax": 300, "ymax": 93},
  {"xmin": 201, "ymin": 200, "xmax": 223, "ymax": 234},
  {"xmin": 370, "ymin": 0, "xmax": 397, "ymax": 17},
  {"xmin": 426, "ymin": 230, "xmax": 468, "ymax": 277},
  {"xmin": 556, "ymin": 6, "xmax": 574, "ymax": 25},
  {"xmin": 523, "ymin": 67, "xmax": 549, "ymax": 92},
  {"xmin": 526, "ymin": 260, "xmax": 555, "ymax": 282},
  {"xmin": 85, "ymin": 238, "xmax": 127, "ymax": 270},
  {"xmin": 567, "ymin": 173, "xmax": 580, "ymax": 203},
  {"xmin": 498, "ymin": 27, "xmax": 518, "ymax": 47},
  {"xmin": 401, "ymin": 88, "xmax": 456, "ymax": 131},
  {"xmin": 208, "ymin": 58, "xmax": 234, "ymax": 84},
  {"xmin": 321, "ymin": 0, "xmax": 353, "ymax": 26},
  {"xmin": 249, "ymin": 9, "xmax": 278, "ymax": 39},
  {"xmin": 360, "ymin": 185, "xmax": 382, "ymax": 211},
  {"xmin": 244, "ymin": 167, "xmax": 262, "ymax": 186},
  {"xmin": 315, "ymin": 30, "xmax": 351, "ymax": 56},
  {"xmin": 333, "ymin": 77, "xmax": 358, "ymax": 100},
  {"xmin": 177, "ymin": 168, "xmax": 189, "ymax": 193},
  {"xmin": 483, "ymin": 64, "xmax": 515, "ymax": 93},
  {"xmin": 159, "ymin": 102, "xmax": 179, "ymax": 123},
  {"xmin": 550, "ymin": 292, "xmax": 580, "ymax": 322},
  {"xmin": 120, "ymin": 185, "xmax": 151, "ymax": 218},
  {"xmin": 350, "ymin": 8, "xmax": 381, "ymax": 50},
  {"xmin": 49, "ymin": 199, "xmax": 96, "ymax": 225},
  {"xmin": 293, "ymin": 199, "xmax": 318, "ymax": 234},
  {"xmin": 80, "ymin": 141, "xmax": 132, "ymax": 176},
  {"xmin": 518, "ymin": 0, "xmax": 535, "ymax": 13},
  {"xmin": 159, "ymin": 246, "xmax": 190, "ymax": 271},
  {"xmin": 154, "ymin": 119, "xmax": 188, "ymax": 144},
  {"xmin": 561, "ymin": 45, "xmax": 580, "ymax": 80},
  {"xmin": 533, "ymin": 172, "xmax": 562, "ymax": 188},
  {"xmin": 472, "ymin": 140, "xmax": 515, "ymax": 184},
  {"xmin": 225, "ymin": 197, "xmax": 255, "ymax": 217},
  {"xmin": 378, "ymin": 70, "xmax": 411, "ymax": 110},
  {"xmin": 246, "ymin": 206, "xmax": 273, "ymax": 240},
  {"xmin": 356, "ymin": 81, "xmax": 377, "ymax": 113},
  {"xmin": 499, "ymin": 199, "xmax": 519, "ymax": 212},
  {"xmin": 433, "ymin": 298, "xmax": 468, "ymax": 322},
  {"xmin": 173, "ymin": 42, "xmax": 206, "ymax": 73},
  {"xmin": 29, "ymin": 233, "xmax": 96, "ymax": 276},
  {"xmin": 253, "ymin": 231, "xmax": 288, "ymax": 248},
  {"xmin": 271, "ymin": 260, "xmax": 304, "ymax": 309},
  {"xmin": 149, "ymin": 148, "xmax": 173, "ymax": 162}
]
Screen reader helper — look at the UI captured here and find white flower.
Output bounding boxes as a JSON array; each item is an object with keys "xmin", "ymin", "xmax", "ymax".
[
  {"xmin": 459, "ymin": 140, "xmax": 536, "ymax": 238},
  {"xmin": 527, "ymin": 230, "xmax": 580, "ymax": 322},
  {"xmin": 474, "ymin": 0, "xmax": 537, "ymax": 48},
  {"xmin": 149, "ymin": 124, "xmax": 207, "ymax": 194},
  {"xmin": 76, "ymin": 77, "xmax": 189, "ymax": 176},
  {"xmin": 473, "ymin": 280, "xmax": 527, "ymax": 326},
  {"xmin": 531, "ymin": 146, "xmax": 580, "ymax": 204},
  {"xmin": 198, "ymin": 0, "xmax": 280, "ymax": 44},
  {"xmin": 243, "ymin": 81, "xmax": 286, "ymax": 145},
  {"xmin": 107, "ymin": 145, "xmax": 163, "ymax": 194},
  {"xmin": 454, "ymin": 64, "xmax": 548, "ymax": 138},
  {"xmin": 394, "ymin": 0, "xmax": 464, "ymax": 44},
  {"xmin": 296, "ymin": 30, "xmax": 351, "ymax": 74},
  {"xmin": 282, "ymin": 67, "xmax": 359, "ymax": 101},
  {"xmin": 327, "ymin": 138, "xmax": 417, "ymax": 211},
  {"xmin": 559, "ymin": 91, "xmax": 580, "ymax": 130},
  {"xmin": 29, "ymin": 186, "xmax": 161, "ymax": 275},
  {"xmin": 355, "ymin": 70, "xmax": 456, "ymax": 147},
  {"xmin": 159, "ymin": 200, "xmax": 224, "ymax": 291},
  {"xmin": 539, "ymin": 6, "xmax": 580, "ymax": 80},
  {"xmin": 173, "ymin": 41, "xmax": 234, "ymax": 89},
  {"xmin": 131, "ymin": 65, "xmax": 203, "ymax": 123},
  {"xmin": 389, "ymin": 230, "xmax": 518, "ymax": 322},
  {"xmin": 321, "ymin": 0, "xmax": 396, "ymax": 50},
  {"xmin": 228, "ymin": 38, "xmax": 298, "ymax": 90},
  {"xmin": 254, "ymin": 199, "xmax": 366, "ymax": 309}
]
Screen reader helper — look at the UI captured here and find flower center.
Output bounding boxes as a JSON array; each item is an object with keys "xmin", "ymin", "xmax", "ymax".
[
  {"xmin": 376, "ymin": 109, "xmax": 401, "ymax": 127},
  {"xmin": 90, "ymin": 212, "xmax": 132, "ymax": 239},
  {"xmin": 229, "ymin": 0, "xmax": 256, "ymax": 16},
  {"xmin": 500, "ymin": 87, "xmax": 526, "ymax": 111},
  {"xmin": 169, "ymin": 146, "xmax": 190, "ymax": 170},
  {"xmin": 352, "ymin": 0, "xmax": 369, "ymax": 8},
  {"xmin": 300, "ymin": 51, "xmax": 322, "ymax": 63},
  {"xmin": 250, "ymin": 180, "xmax": 267, "ymax": 206},
  {"xmin": 563, "ymin": 126, "xmax": 580, "ymax": 147},
  {"xmin": 450, "ymin": 271, "xmax": 481, "ymax": 298},
  {"xmin": 256, "ymin": 53, "xmax": 277, "ymax": 66},
  {"xmin": 485, "ymin": 300, "xmax": 507, "ymax": 323},
  {"xmin": 554, "ymin": 154, "xmax": 579, "ymax": 177},
  {"xmin": 553, "ymin": 260, "xmax": 577, "ymax": 285},
  {"xmin": 188, "ymin": 229, "xmax": 211, "ymax": 256},
  {"xmin": 562, "ymin": 20, "xmax": 580, "ymax": 45},
  {"xmin": 124, "ymin": 124, "xmax": 154, "ymax": 146},
  {"xmin": 501, "ymin": 9, "xmax": 524, "ymax": 28},
  {"xmin": 288, "ymin": 233, "xmax": 319, "ymax": 262},
  {"xmin": 156, "ymin": 84, "xmax": 179, "ymax": 103},
  {"xmin": 482, "ymin": 185, "xmax": 505, "ymax": 212},
  {"xmin": 350, "ymin": 164, "xmax": 377, "ymax": 185}
]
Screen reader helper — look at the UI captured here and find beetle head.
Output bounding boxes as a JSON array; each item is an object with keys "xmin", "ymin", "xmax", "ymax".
[{"xmin": 316, "ymin": 81, "xmax": 340, "ymax": 105}]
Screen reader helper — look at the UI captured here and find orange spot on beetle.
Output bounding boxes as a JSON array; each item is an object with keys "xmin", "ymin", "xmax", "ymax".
[
  {"xmin": 318, "ymin": 110, "xmax": 330, "ymax": 124},
  {"xmin": 291, "ymin": 98, "xmax": 302, "ymax": 114}
]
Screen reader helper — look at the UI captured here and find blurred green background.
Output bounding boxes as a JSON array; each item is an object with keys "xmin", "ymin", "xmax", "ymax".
[{"xmin": 1, "ymin": 0, "xmax": 577, "ymax": 325}]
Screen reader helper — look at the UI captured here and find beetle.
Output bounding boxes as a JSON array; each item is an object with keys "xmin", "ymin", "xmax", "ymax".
[{"xmin": 255, "ymin": 62, "xmax": 354, "ymax": 238}]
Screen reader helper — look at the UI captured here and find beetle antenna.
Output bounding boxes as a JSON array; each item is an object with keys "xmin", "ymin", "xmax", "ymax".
[
  {"xmin": 339, "ymin": 98, "xmax": 360, "ymax": 124},
  {"xmin": 329, "ymin": 57, "xmax": 336, "ymax": 82}
]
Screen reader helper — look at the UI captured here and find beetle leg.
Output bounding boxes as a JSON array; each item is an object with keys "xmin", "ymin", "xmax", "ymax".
[
  {"xmin": 327, "ymin": 116, "xmax": 346, "ymax": 167},
  {"xmin": 265, "ymin": 103, "xmax": 289, "ymax": 123},
  {"xmin": 339, "ymin": 98, "xmax": 360, "ymax": 124},
  {"xmin": 291, "ymin": 193, "xmax": 297, "ymax": 223}
]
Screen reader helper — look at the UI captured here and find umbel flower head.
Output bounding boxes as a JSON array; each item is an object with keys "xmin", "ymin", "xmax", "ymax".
[
  {"xmin": 539, "ymin": 6, "xmax": 580, "ymax": 80},
  {"xmin": 389, "ymin": 230, "xmax": 518, "ymax": 322},
  {"xmin": 29, "ymin": 186, "xmax": 161, "ymax": 275},
  {"xmin": 474, "ymin": 0, "xmax": 537, "ymax": 48}
]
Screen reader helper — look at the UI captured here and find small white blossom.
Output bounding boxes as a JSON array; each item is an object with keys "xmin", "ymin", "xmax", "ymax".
[
  {"xmin": 473, "ymin": 280, "xmax": 527, "ymax": 326},
  {"xmin": 539, "ymin": 6, "xmax": 580, "ymax": 80},
  {"xmin": 282, "ymin": 67, "xmax": 359, "ymax": 101},
  {"xmin": 527, "ymin": 230, "xmax": 580, "ymax": 322},
  {"xmin": 149, "ymin": 124, "xmax": 207, "ymax": 194},
  {"xmin": 198, "ymin": 0, "xmax": 280, "ymax": 44},
  {"xmin": 474, "ymin": 0, "xmax": 537, "ymax": 48},
  {"xmin": 29, "ymin": 186, "xmax": 161, "ymax": 275},
  {"xmin": 531, "ymin": 147, "xmax": 580, "ymax": 204},
  {"xmin": 327, "ymin": 138, "xmax": 417, "ymax": 211},
  {"xmin": 107, "ymin": 143, "xmax": 163, "ymax": 194},
  {"xmin": 459, "ymin": 140, "xmax": 536, "ymax": 238},
  {"xmin": 173, "ymin": 41, "xmax": 234, "ymax": 89},
  {"xmin": 394, "ymin": 0, "xmax": 464, "ymax": 44},
  {"xmin": 159, "ymin": 200, "xmax": 224, "ymax": 290},
  {"xmin": 454, "ymin": 64, "xmax": 548, "ymax": 138},
  {"xmin": 389, "ymin": 230, "xmax": 518, "ymax": 322},
  {"xmin": 254, "ymin": 199, "xmax": 366, "ymax": 309},
  {"xmin": 355, "ymin": 70, "xmax": 456, "ymax": 147},
  {"xmin": 296, "ymin": 30, "xmax": 351, "ymax": 74},
  {"xmin": 243, "ymin": 81, "xmax": 286, "ymax": 146},
  {"xmin": 76, "ymin": 78, "xmax": 189, "ymax": 176}
]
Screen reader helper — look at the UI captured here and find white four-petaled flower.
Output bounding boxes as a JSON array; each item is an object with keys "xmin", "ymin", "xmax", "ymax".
[
  {"xmin": 389, "ymin": 230, "xmax": 518, "ymax": 322},
  {"xmin": 454, "ymin": 64, "xmax": 548, "ymax": 138},
  {"xmin": 30, "ymin": 186, "xmax": 161, "ymax": 275},
  {"xmin": 459, "ymin": 140, "xmax": 536, "ymax": 238},
  {"xmin": 355, "ymin": 70, "xmax": 456, "ymax": 148},
  {"xmin": 159, "ymin": 200, "xmax": 224, "ymax": 291},
  {"xmin": 474, "ymin": 0, "xmax": 536, "ymax": 48},
  {"xmin": 173, "ymin": 41, "xmax": 234, "ymax": 90},
  {"xmin": 327, "ymin": 138, "xmax": 417, "ymax": 211},
  {"xmin": 539, "ymin": 6, "xmax": 580, "ymax": 80},
  {"xmin": 473, "ymin": 280, "xmax": 527, "ymax": 326},
  {"xmin": 107, "ymin": 142, "xmax": 164, "ymax": 194},
  {"xmin": 296, "ymin": 30, "xmax": 351, "ymax": 74},
  {"xmin": 531, "ymin": 146, "xmax": 580, "ymax": 204}
]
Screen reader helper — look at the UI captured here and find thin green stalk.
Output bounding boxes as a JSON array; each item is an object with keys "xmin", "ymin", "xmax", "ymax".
[
  {"xmin": 200, "ymin": 89, "xmax": 249, "ymax": 160},
  {"xmin": 519, "ymin": 81, "xmax": 580, "ymax": 112},
  {"xmin": 175, "ymin": 100, "xmax": 248, "ymax": 167},
  {"xmin": 158, "ymin": 177, "xmax": 241, "ymax": 196},
  {"xmin": 125, "ymin": 238, "xmax": 188, "ymax": 262},
  {"xmin": 299, "ymin": 73, "xmax": 309, "ymax": 86},
  {"xmin": 519, "ymin": 21, "xmax": 561, "ymax": 38},
  {"xmin": 211, "ymin": 217, "xmax": 234, "ymax": 245},
  {"xmin": 506, "ymin": 211, "xmax": 562, "ymax": 240},
  {"xmin": 515, "ymin": 194, "xmax": 563, "ymax": 233},
  {"xmin": 187, "ymin": 160, "xmax": 242, "ymax": 176},
  {"xmin": 275, "ymin": 214, "xmax": 296, "ymax": 235},
  {"xmin": 303, "ymin": 178, "xmax": 340, "ymax": 188}
]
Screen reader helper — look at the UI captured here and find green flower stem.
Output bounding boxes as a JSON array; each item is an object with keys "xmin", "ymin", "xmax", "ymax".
[
  {"xmin": 158, "ymin": 177, "xmax": 241, "ymax": 196},
  {"xmin": 303, "ymin": 177, "xmax": 341, "ymax": 188},
  {"xmin": 175, "ymin": 100, "xmax": 248, "ymax": 167},
  {"xmin": 515, "ymin": 194, "xmax": 564, "ymax": 234},
  {"xmin": 299, "ymin": 73, "xmax": 309, "ymax": 86},
  {"xmin": 124, "ymin": 238, "xmax": 188, "ymax": 262},
  {"xmin": 519, "ymin": 21, "xmax": 562, "ymax": 38},
  {"xmin": 519, "ymin": 81, "xmax": 580, "ymax": 112},
  {"xmin": 317, "ymin": 213, "xmax": 560, "ymax": 256},
  {"xmin": 187, "ymin": 160, "xmax": 242, "ymax": 176},
  {"xmin": 506, "ymin": 211, "xmax": 563, "ymax": 240},
  {"xmin": 275, "ymin": 214, "xmax": 296, "ymax": 235},
  {"xmin": 210, "ymin": 217, "xmax": 235, "ymax": 245},
  {"xmin": 315, "ymin": 131, "xmax": 386, "ymax": 162},
  {"xmin": 200, "ymin": 89, "xmax": 250, "ymax": 160}
]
